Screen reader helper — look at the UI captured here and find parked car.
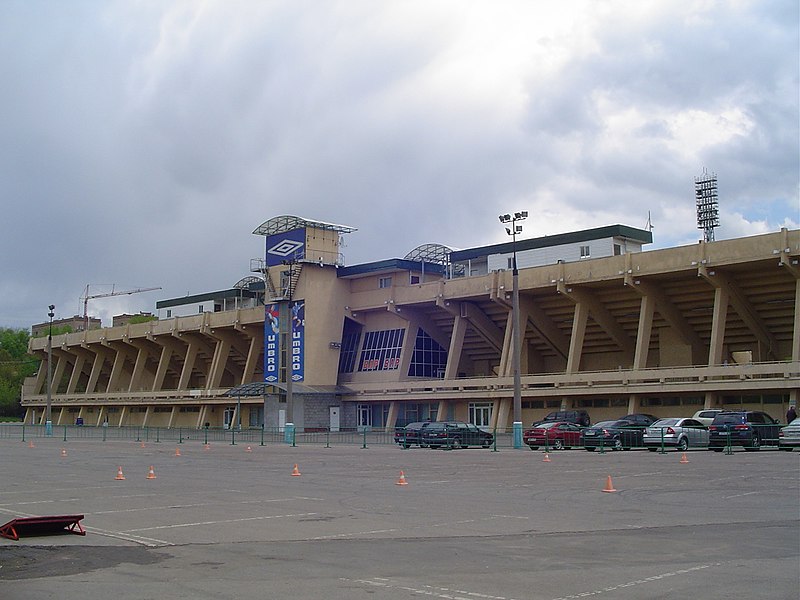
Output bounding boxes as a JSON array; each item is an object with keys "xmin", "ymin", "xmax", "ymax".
[
  {"xmin": 619, "ymin": 413, "xmax": 658, "ymax": 426},
  {"xmin": 692, "ymin": 409, "xmax": 725, "ymax": 427},
  {"xmin": 778, "ymin": 417, "xmax": 800, "ymax": 451},
  {"xmin": 708, "ymin": 411, "xmax": 782, "ymax": 451},
  {"xmin": 421, "ymin": 421, "xmax": 494, "ymax": 449},
  {"xmin": 394, "ymin": 421, "xmax": 432, "ymax": 448},
  {"xmin": 643, "ymin": 418, "xmax": 709, "ymax": 451},
  {"xmin": 581, "ymin": 419, "xmax": 645, "ymax": 451},
  {"xmin": 523, "ymin": 421, "xmax": 583, "ymax": 450},
  {"xmin": 536, "ymin": 410, "xmax": 591, "ymax": 427}
]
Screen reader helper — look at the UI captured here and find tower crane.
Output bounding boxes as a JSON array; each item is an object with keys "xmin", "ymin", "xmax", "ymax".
[{"xmin": 81, "ymin": 285, "xmax": 162, "ymax": 330}]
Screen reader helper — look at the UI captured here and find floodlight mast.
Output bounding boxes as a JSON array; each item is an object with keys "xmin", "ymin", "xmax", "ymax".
[
  {"xmin": 498, "ymin": 210, "xmax": 527, "ymax": 448},
  {"xmin": 695, "ymin": 170, "xmax": 719, "ymax": 243}
]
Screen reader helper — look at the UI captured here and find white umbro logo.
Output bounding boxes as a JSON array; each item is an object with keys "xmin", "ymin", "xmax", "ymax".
[{"xmin": 268, "ymin": 239, "xmax": 304, "ymax": 257}]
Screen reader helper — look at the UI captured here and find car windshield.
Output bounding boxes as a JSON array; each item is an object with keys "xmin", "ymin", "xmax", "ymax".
[
  {"xmin": 593, "ymin": 421, "xmax": 617, "ymax": 428},
  {"xmin": 534, "ymin": 422, "xmax": 559, "ymax": 429},
  {"xmin": 651, "ymin": 419, "xmax": 679, "ymax": 427}
]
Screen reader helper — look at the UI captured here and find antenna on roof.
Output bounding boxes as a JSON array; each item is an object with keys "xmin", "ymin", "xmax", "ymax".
[{"xmin": 645, "ymin": 211, "xmax": 654, "ymax": 232}]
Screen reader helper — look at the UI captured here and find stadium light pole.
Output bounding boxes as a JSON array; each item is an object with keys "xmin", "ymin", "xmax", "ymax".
[
  {"xmin": 499, "ymin": 212, "xmax": 527, "ymax": 448},
  {"xmin": 45, "ymin": 304, "xmax": 55, "ymax": 436}
]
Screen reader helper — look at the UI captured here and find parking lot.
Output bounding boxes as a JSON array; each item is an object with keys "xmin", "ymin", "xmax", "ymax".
[{"xmin": 1, "ymin": 437, "xmax": 798, "ymax": 599}]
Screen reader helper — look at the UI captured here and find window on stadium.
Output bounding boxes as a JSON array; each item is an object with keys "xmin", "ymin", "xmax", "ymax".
[
  {"xmin": 338, "ymin": 330, "xmax": 362, "ymax": 373},
  {"xmin": 358, "ymin": 328, "xmax": 405, "ymax": 372},
  {"xmin": 408, "ymin": 328, "xmax": 447, "ymax": 378}
]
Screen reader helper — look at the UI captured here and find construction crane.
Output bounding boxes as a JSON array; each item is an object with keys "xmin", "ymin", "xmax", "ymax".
[{"xmin": 81, "ymin": 285, "xmax": 162, "ymax": 330}]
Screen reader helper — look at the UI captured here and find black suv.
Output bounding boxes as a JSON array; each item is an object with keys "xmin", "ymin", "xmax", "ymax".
[
  {"xmin": 421, "ymin": 421, "xmax": 494, "ymax": 449},
  {"xmin": 538, "ymin": 410, "xmax": 591, "ymax": 427},
  {"xmin": 708, "ymin": 411, "xmax": 782, "ymax": 451},
  {"xmin": 394, "ymin": 421, "xmax": 431, "ymax": 448}
]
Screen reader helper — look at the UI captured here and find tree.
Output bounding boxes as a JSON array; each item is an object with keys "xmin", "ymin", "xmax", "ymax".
[{"xmin": 0, "ymin": 328, "xmax": 39, "ymax": 417}]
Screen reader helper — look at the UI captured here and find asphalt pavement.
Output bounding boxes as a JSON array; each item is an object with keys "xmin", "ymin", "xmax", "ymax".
[{"xmin": 1, "ymin": 437, "xmax": 798, "ymax": 599}]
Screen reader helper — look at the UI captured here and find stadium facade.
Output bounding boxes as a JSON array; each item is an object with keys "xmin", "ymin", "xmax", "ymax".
[{"xmin": 23, "ymin": 216, "xmax": 799, "ymax": 431}]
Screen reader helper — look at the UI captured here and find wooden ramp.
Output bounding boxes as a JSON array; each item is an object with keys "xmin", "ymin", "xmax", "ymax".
[{"xmin": 0, "ymin": 515, "xmax": 86, "ymax": 541}]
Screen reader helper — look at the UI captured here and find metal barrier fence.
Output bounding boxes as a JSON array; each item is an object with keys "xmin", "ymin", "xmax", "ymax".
[
  {"xmin": 0, "ymin": 424, "xmax": 518, "ymax": 449},
  {"xmin": 0, "ymin": 423, "xmax": 786, "ymax": 453}
]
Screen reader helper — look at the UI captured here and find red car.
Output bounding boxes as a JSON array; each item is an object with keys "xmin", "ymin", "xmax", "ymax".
[{"xmin": 523, "ymin": 421, "xmax": 583, "ymax": 450}]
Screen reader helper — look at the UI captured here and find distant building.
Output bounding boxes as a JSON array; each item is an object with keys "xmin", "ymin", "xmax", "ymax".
[
  {"xmin": 112, "ymin": 312, "xmax": 157, "ymax": 327},
  {"xmin": 31, "ymin": 315, "xmax": 101, "ymax": 337}
]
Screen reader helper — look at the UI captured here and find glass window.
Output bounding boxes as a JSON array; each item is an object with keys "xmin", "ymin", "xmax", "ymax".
[
  {"xmin": 379, "ymin": 276, "xmax": 392, "ymax": 289},
  {"xmin": 408, "ymin": 328, "xmax": 448, "ymax": 378},
  {"xmin": 580, "ymin": 245, "xmax": 590, "ymax": 258},
  {"xmin": 338, "ymin": 331, "xmax": 361, "ymax": 374},
  {"xmin": 358, "ymin": 328, "xmax": 405, "ymax": 372}
]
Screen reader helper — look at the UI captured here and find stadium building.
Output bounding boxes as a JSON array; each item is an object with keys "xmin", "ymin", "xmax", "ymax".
[{"xmin": 23, "ymin": 216, "xmax": 800, "ymax": 431}]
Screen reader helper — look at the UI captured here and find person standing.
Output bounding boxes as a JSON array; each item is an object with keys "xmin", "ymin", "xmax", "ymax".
[{"xmin": 787, "ymin": 405, "xmax": 797, "ymax": 423}]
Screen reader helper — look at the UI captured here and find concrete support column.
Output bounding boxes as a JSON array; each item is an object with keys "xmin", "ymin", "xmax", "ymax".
[
  {"xmin": 385, "ymin": 401, "xmax": 398, "ymax": 431},
  {"xmin": 566, "ymin": 302, "xmax": 589, "ymax": 373},
  {"xmin": 445, "ymin": 315, "xmax": 467, "ymax": 379},
  {"xmin": 708, "ymin": 286, "xmax": 729, "ymax": 366},
  {"xmin": 634, "ymin": 294, "xmax": 655, "ymax": 369}
]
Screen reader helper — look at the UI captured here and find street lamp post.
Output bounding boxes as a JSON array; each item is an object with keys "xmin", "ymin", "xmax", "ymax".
[
  {"xmin": 45, "ymin": 304, "xmax": 55, "ymax": 436},
  {"xmin": 499, "ymin": 212, "xmax": 527, "ymax": 448}
]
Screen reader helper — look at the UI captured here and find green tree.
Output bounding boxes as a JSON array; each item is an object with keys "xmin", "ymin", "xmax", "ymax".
[{"xmin": 0, "ymin": 328, "xmax": 39, "ymax": 417}]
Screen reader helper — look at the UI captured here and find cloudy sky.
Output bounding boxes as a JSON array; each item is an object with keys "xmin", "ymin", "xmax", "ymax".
[{"xmin": 1, "ymin": 0, "xmax": 798, "ymax": 330}]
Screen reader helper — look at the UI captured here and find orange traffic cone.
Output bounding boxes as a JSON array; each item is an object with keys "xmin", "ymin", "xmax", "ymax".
[
  {"xmin": 602, "ymin": 475, "xmax": 617, "ymax": 493},
  {"xmin": 542, "ymin": 453, "xmax": 551, "ymax": 462},
  {"xmin": 291, "ymin": 464, "xmax": 301, "ymax": 476},
  {"xmin": 60, "ymin": 448, "xmax": 67, "ymax": 457},
  {"xmin": 246, "ymin": 445, "xmax": 252, "ymax": 453},
  {"xmin": 140, "ymin": 441, "xmax": 146, "ymax": 448},
  {"xmin": 174, "ymin": 447, "xmax": 181, "ymax": 457},
  {"xmin": 680, "ymin": 452, "xmax": 689, "ymax": 464},
  {"xmin": 115, "ymin": 466, "xmax": 126, "ymax": 480},
  {"xmin": 395, "ymin": 470, "xmax": 409, "ymax": 486},
  {"xmin": 204, "ymin": 443, "xmax": 210, "ymax": 451},
  {"xmin": 146, "ymin": 465, "xmax": 157, "ymax": 479},
  {"xmin": 28, "ymin": 440, "xmax": 35, "ymax": 448}
]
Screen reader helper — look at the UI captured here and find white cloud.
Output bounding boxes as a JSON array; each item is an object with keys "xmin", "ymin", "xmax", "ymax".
[{"xmin": 0, "ymin": 0, "xmax": 796, "ymax": 328}]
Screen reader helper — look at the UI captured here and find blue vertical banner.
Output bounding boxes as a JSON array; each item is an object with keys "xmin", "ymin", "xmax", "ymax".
[
  {"xmin": 290, "ymin": 299, "xmax": 304, "ymax": 381},
  {"xmin": 264, "ymin": 303, "xmax": 280, "ymax": 383}
]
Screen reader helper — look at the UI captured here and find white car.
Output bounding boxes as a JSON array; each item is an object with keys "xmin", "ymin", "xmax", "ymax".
[
  {"xmin": 778, "ymin": 417, "xmax": 800, "ymax": 451},
  {"xmin": 692, "ymin": 409, "xmax": 725, "ymax": 427}
]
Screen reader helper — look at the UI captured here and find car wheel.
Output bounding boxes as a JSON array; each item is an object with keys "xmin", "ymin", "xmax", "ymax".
[
  {"xmin": 612, "ymin": 437, "xmax": 622, "ymax": 451},
  {"xmin": 782, "ymin": 447, "xmax": 794, "ymax": 452},
  {"xmin": 554, "ymin": 439, "xmax": 565, "ymax": 450},
  {"xmin": 647, "ymin": 447, "xmax": 657, "ymax": 452},
  {"xmin": 402, "ymin": 443, "xmax": 411, "ymax": 449},
  {"xmin": 430, "ymin": 445, "xmax": 440, "ymax": 449},
  {"xmin": 529, "ymin": 445, "xmax": 539, "ymax": 451},
  {"xmin": 712, "ymin": 448, "xmax": 723, "ymax": 452},
  {"xmin": 677, "ymin": 437, "xmax": 689, "ymax": 452},
  {"xmin": 450, "ymin": 437, "xmax": 462, "ymax": 449},
  {"xmin": 743, "ymin": 435, "xmax": 761, "ymax": 451},
  {"xmin": 585, "ymin": 447, "xmax": 595, "ymax": 452}
]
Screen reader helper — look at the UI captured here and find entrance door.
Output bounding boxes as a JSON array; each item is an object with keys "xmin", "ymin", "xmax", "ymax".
[
  {"xmin": 329, "ymin": 406, "xmax": 340, "ymax": 432},
  {"xmin": 357, "ymin": 404, "xmax": 372, "ymax": 431},
  {"xmin": 223, "ymin": 407, "xmax": 235, "ymax": 429},
  {"xmin": 469, "ymin": 402, "xmax": 492, "ymax": 427}
]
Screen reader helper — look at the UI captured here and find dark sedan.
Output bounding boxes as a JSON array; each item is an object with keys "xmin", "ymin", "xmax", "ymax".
[
  {"xmin": 394, "ymin": 421, "xmax": 431, "ymax": 448},
  {"xmin": 581, "ymin": 419, "xmax": 645, "ymax": 451},
  {"xmin": 523, "ymin": 421, "xmax": 583, "ymax": 450},
  {"xmin": 421, "ymin": 421, "xmax": 494, "ymax": 449}
]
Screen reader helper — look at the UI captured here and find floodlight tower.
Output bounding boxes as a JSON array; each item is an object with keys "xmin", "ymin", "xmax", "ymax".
[
  {"xmin": 498, "ymin": 210, "xmax": 527, "ymax": 448},
  {"xmin": 695, "ymin": 170, "xmax": 720, "ymax": 242}
]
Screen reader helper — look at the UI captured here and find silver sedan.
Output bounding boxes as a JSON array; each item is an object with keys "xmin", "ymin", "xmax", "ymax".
[
  {"xmin": 779, "ymin": 417, "xmax": 800, "ymax": 451},
  {"xmin": 643, "ymin": 418, "xmax": 709, "ymax": 451}
]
